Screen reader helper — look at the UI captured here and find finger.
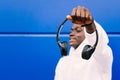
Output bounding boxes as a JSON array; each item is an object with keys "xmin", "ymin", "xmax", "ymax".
[
  {"xmin": 71, "ymin": 7, "xmax": 77, "ymax": 16},
  {"xmin": 80, "ymin": 7, "xmax": 86, "ymax": 22},
  {"xmin": 85, "ymin": 10, "xmax": 89, "ymax": 19},
  {"xmin": 80, "ymin": 7, "xmax": 86, "ymax": 18},
  {"xmin": 88, "ymin": 15, "xmax": 93, "ymax": 21},
  {"xmin": 71, "ymin": 7, "xmax": 78, "ymax": 21},
  {"xmin": 76, "ymin": 6, "xmax": 81, "ymax": 17},
  {"xmin": 74, "ymin": 6, "xmax": 82, "ymax": 21},
  {"xmin": 85, "ymin": 9, "xmax": 93, "ymax": 23},
  {"xmin": 66, "ymin": 15, "xmax": 72, "ymax": 20}
]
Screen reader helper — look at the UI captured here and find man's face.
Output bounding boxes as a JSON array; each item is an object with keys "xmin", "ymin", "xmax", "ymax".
[{"xmin": 69, "ymin": 24, "xmax": 85, "ymax": 49}]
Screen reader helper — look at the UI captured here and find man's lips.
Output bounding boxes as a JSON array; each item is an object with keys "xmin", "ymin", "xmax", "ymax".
[{"xmin": 69, "ymin": 38, "xmax": 76, "ymax": 43}]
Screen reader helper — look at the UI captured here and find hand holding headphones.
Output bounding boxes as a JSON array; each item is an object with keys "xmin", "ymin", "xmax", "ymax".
[{"xmin": 66, "ymin": 6, "xmax": 93, "ymax": 27}]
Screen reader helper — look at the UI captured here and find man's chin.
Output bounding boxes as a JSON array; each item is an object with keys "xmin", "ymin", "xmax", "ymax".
[
  {"xmin": 70, "ymin": 43, "xmax": 75, "ymax": 47},
  {"xmin": 70, "ymin": 43, "xmax": 79, "ymax": 49}
]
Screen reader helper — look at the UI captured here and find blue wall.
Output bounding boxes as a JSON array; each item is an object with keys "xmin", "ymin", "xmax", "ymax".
[{"xmin": 0, "ymin": 0, "xmax": 120, "ymax": 80}]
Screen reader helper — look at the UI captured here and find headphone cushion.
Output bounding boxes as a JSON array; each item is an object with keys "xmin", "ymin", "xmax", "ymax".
[
  {"xmin": 60, "ymin": 41, "xmax": 68, "ymax": 56},
  {"xmin": 82, "ymin": 45, "xmax": 95, "ymax": 60}
]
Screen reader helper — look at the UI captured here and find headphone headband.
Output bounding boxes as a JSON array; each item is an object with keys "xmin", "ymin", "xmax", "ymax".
[{"xmin": 56, "ymin": 18, "xmax": 68, "ymax": 47}]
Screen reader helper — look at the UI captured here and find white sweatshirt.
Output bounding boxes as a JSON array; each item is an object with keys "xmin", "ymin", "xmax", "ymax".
[{"xmin": 54, "ymin": 21, "xmax": 113, "ymax": 80}]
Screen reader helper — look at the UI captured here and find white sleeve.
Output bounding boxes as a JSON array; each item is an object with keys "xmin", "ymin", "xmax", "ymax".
[
  {"xmin": 54, "ymin": 58, "xmax": 63, "ymax": 80},
  {"xmin": 84, "ymin": 21, "xmax": 113, "ymax": 72},
  {"xmin": 54, "ymin": 57, "xmax": 69, "ymax": 80}
]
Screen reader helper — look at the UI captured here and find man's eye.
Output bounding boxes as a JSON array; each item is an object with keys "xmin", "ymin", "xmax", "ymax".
[{"xmin": 76, "ymin": 30, "xmax": 81, "ymax": 32}]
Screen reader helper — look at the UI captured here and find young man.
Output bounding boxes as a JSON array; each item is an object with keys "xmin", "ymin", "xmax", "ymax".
[{"xmin": 54, "ymin": 6, "xmax": 113, "ymax": 80}]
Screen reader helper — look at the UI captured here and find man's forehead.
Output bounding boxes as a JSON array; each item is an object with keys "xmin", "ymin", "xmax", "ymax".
[{"xmin": 72, "ymin": 24, "xmax": 83, "ymax": 29}]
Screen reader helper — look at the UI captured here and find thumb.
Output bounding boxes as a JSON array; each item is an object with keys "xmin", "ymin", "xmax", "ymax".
[{"xmin": 66, "ymin": 15, "xmax": 72, "ymax": 20}]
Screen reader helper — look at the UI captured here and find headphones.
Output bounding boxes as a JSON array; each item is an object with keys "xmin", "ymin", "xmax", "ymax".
[{"xmin": 56, "ymin": 18, "xmax": 98, "ymax": 60}]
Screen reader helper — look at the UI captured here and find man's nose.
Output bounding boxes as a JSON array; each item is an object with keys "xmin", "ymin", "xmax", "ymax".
[{"xmin": 70, "ymin": 31, "xmax": 75, "ymax": 36}]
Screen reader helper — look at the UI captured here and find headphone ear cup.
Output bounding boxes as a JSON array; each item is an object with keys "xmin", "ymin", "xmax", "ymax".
[
  {"xmin": 60, "ymin": 41, "xmax": 68, "ymax": 56},
  {"xmin": 82, "ymin": 45, "xmax": 95, "ymax": 60}
]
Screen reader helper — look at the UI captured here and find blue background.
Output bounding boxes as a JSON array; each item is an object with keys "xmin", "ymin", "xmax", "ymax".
[{"xmin": 0, "ymin": 0, "xmax": 120, "ymax": 80}]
